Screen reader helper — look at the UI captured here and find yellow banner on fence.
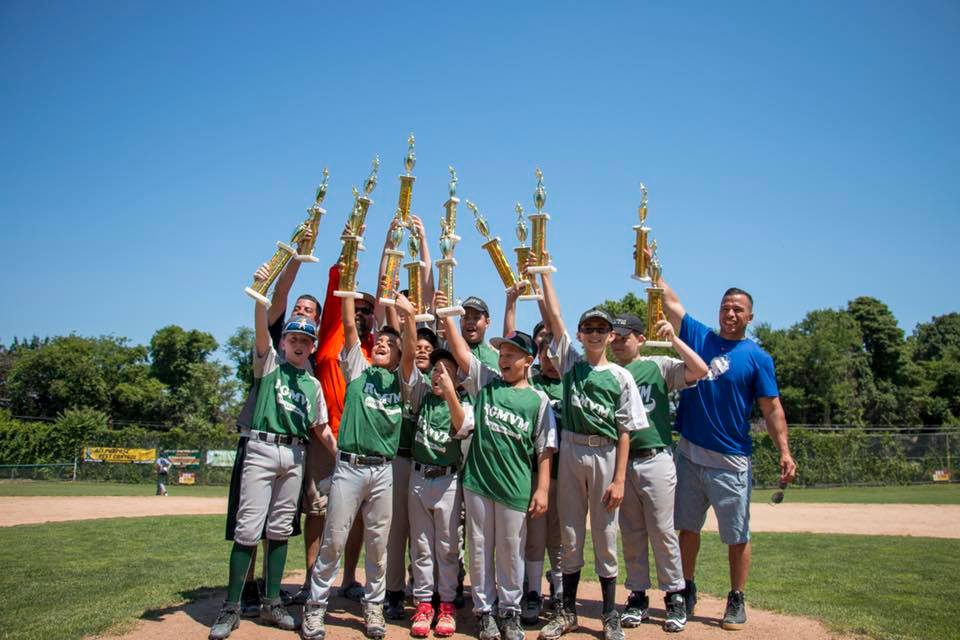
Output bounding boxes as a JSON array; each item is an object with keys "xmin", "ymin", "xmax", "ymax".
[{"xmin": 83, "ymin": 447, "xmax": 157, "ymax": 464}]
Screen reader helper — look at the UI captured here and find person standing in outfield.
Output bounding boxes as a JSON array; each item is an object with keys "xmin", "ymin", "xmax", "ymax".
[
  {"xmin": 436, "ymin": 289, "xmax": 557, "ymax": 640},
  {"xmin": 535, "ymin": 268, "xmax": 648, "ymax": 640},
  {"xmin": 208, "ymin": 267, "xmax": 331, "ymax": 640},
  {"xmin": 609, "ymin": 313, "xmax": 708, "ymax": 633},
  {"xmin": 396, "ymin": 295, "xmax": 470, "ymax": 637},
  {"xmin": 656, "ymin": 271, "xmax": 797, "ymax": 631},
  {"xmin": 155, "ymin": 453, "xmax": 171, "ymax": 496},
  {"xmin": 461, "ymin": 296, "xmax": 501, "ymax": 372},
  {"xmin": 301, "ymin": 290, "xmax": 405, "ymax": 640}
]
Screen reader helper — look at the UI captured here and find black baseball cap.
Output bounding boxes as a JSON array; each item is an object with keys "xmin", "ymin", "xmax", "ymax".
[
  {"xmin": 491, "ymin": 331, "xmax": 537, "ymax": 357},
  {"xmin": 416, "ymin": 326, "xmax": 439, "ymax": 349},
  {"xmin": 429, "ymin": 347, "xmax": 457, "ymax": 367},
  {"xmin": 612, "ymin": 313, "xmax": 645, "ymax": 336},
  {"xmin": 578, "ymin": 307, "xmax": 614, "ymax": 329},
  {"xmin": 532, "ymin": 320, "xmax": 546, "ymax": 339},
  {"xmin": 462, "ymin": 296, "xmax": 490, "ymax": 316}
]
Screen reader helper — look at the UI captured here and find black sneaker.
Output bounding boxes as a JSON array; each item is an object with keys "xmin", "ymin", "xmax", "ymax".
[
  {"xmin": 521, "ymin": 591, "xmax": 542, "ymax": 625},
  {"xmin": 479, "ymin": 612, "xmax": 501, "ymax": 640},
  {"xmin": 663, "ymin": 591, "xmax": 687, "ymax": 632},
  {"xmin": 240, "ymin": 581, "xmax": 260, "ymax": 618},
  {"xmin": 384, "ymin": 590, "xmax": 405, "ymax": 620},
  {"xmin": 681, "ymin": 579, "xmax": 697, "ymax": 617},
  {"xmin": 499, "ymin": 610, "xmax": 525, "ymax": 640},
  {"xmin": 620, "ymin": 590, "xmax": 648, "ymax": 628},
  {"xmin": 722, "ymin": 590, "xmax": 746, "ymax": 630},
  {"xmin": 601, "ymin": 610, "xmax": 624, "ymax": 640}
]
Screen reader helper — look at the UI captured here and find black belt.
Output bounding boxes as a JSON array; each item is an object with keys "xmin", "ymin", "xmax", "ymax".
[
  {"xmin": 243, "ymin": 429, "xmax": 305, "ymax": 446},
  {"xmin": 414, "ymin": 461, "xmax": 456, "ymax": 478},
  {"xmin": 629, "ymin": 447, "xmax": 666, "ymax": 460},
  {"xmin": 340, "ymin": 451, "xmax": 392, "ymax": 466},
  {"xmin": 397, "ymin": 447, "xmax": 412, "ymax": 458}
]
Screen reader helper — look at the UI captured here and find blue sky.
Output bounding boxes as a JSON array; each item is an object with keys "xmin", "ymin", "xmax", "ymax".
[{"xmin": 2, "ymin": 1, "xmax": 958, "ymax": 354}]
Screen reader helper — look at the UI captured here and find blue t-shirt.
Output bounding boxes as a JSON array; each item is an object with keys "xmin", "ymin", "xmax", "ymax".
[{"xmin": 675, "ymin": 314, "xmax": 779, "ymax": 456}]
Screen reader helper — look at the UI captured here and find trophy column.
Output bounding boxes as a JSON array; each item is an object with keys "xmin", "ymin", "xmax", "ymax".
[
  {"xmin": 378, "ymin": 214, "xmax": 406, "ymax": 305},
  {"xmin": 467, "ymin": 199, "xmax": 520, "ymax": 292},
  {"xmin": 527, "ymin": 168, "xmax": 557, "ymax": 274},
  {"xmin": 632, "ymin": 183, "xmax": 652, "ymax": 281},
  {"xmin": 514, "ymin": 203, "xmax": 542, "ymax": 301},
  {"xmin": 404, "ymin": 225, "xmax": 434, "ymax": 323},
  {"xmin": 436, "ymin": 169, "xmax": 465, "ymax": 318},
  {"xmin": 294, "ymin": 168, "xmax": 329, "ymax": 263},
  {"xmin": 244, "ymin": 240, "xmax": 298, "ymax": 306},
  {"xmin": 644, "ymin": 253, "xmax": 671, "ymax": 348}
]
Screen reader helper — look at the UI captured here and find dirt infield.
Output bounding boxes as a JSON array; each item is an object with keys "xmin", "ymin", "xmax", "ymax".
[
  {"xmin": 6, "ymin": 496, "xmax": 960, "ymax": 538},
  {"xmin": 96, "ymin": 571, "xmax": 856, "ymax": 640}
]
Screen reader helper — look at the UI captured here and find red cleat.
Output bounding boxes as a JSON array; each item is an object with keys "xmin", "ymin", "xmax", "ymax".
[
  {"xmin": 434, "ymin": 602, "xmax": 457, "ymax": 637},
  {"xmin": 411, "ymin": 601, "xmax": 434, "ymax": 638}
]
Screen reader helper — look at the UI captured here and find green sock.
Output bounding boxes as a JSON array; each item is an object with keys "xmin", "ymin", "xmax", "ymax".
[
  {"xmin": 265, "ymin": 539, "xmax": 289, "ymax": 599},
  {"xmin": 227, "ymin": 543, "xmax": 256, "ymax": 604}
]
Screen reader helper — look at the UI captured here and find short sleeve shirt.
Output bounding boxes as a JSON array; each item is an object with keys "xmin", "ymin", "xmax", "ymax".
[
  {"xmin": 532, "ymin": 373, "xmax": 563, "ymax": 479},
  {"xmin": 461, "ymin": 355, "xmax": 557, "ymax": 512},
  {"xmin": 470, "ymin": 342, "xmax": 501, "ymax": 373},
  {"xmin": 675, "ymin": 314, "xmax": 780, "ymax": 456},
  {"xmin": 403, "ymin": 369, "xmax": 473, "ymax": 468},
  {"xmin": 624, "ymin": 356, "xmax": 693, "ymax": 450},
  {"xmin": 337, "ymin": 342, "xmax": 404, "ymax": 457},
  {"xmin": 551, "ymin": 331, "xmax": 649, "ymax": 441},
  {"xmin": 252, "ymin": 344, "xmax": 327, "ymax": 440}
]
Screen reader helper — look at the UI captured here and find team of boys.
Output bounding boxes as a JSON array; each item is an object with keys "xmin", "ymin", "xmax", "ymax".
[{"xmin": 209, "ymin": 220, "xmax": 797, "ymax": 640}]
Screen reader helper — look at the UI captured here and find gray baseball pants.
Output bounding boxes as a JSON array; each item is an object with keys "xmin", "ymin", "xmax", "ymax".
[
  {"xmin": 233, "ymin": 438, "xmax": 305, "ymax": 546},
  {"xmin": 619, "ymin": 450, "xmax": 684, "ymax": 593},
  {"xmin": 524, "ymin": 481, "xmax": 561, "ymax": 596},
  {"xmin": 557, "ymin": 437, "xmax": 620, "ymax": 578},
  {"xmin": 409, "ymin": 466, "xmax": 462, "ymax": 602},
  {"xmin": 464, "ymin": 488, "xmax": 527, "ymax": 614},
  {"xmin": 307, "ymin": 455, "xmax": 393, "ymax": 606},
  {"xmin": 386, "ymin": 455, "xmax": 412, "ymax": 592}
]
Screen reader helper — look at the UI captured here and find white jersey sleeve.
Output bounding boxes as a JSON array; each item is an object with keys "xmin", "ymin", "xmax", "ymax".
[
  {"xmin": 611, "ymin": 364, "xmax": 650, "ymax": 433},
  {"xmin": 341, "ymin": 341, "xmax": 369, "ymax": 384},
  {"xmin": 463, "ymin": 354, "xmax": 501, "ymax": 399},
  {"xmin": 252, "ymin": 343, "xmax": 280, "ymax": 379},
  {"xmin": 401, "ymin": 368, "xmax": 431, "ymax": 415},
  {"xmin": 549, "ymin": 331, "xmax": 583, "ymax": 377},
  {"xmin": 453, "ymin": 398, "xmax": 476, "ymax": 439},
  {"xmin": 531, "ymin": 388, "xmax": 558, "ymax": 455}
]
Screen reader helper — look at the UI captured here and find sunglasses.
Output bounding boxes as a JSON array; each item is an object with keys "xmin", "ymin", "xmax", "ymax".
[
  {"xmin": 579, "ymin": 326, "xmax": 611, "ymax": 335},
  {"xmin": 355, "ymin": 306, "xmax": 374, "ymax": 315},
  {"xmin": 769, "ymin": 480, "xmax": 788, "ymax": 505}
]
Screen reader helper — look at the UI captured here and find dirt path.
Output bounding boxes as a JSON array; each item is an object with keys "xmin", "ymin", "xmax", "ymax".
[
  {"xmin": 6, "ymin": 496, "xmax": 960, "ymax": 538},
  {"xmin": 95, "ymin": 571, "xmax": 859, "ymax": 640}
]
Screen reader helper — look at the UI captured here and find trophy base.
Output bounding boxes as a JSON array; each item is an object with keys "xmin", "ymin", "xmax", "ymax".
[
  {"xmin": 632, "ymin": 274, "xmax": 652, "ymax": 282},
  {"xmin": 436, "ymin": 305, "xmax": 465, "ymax": 318},
  {"xmin": 244, "ymin": 287, "xmax": 272, "ymax": 307},
  {"xmin": 276, "ymin": 241, "xmax": 297, "ymax": 255},
  {"xmin": 294, "ymin": 254, "xmax": 320, "ymax": 263},
  {"xmin": 527, "ymin": 265, "xmax": 556, "ymax": 274},
  {"xmin": 415, "ymin": 313, "xmax": 435, "ymax": 323},
  {"xmin": 518, "ymin": 294, "xmax": 544, "ymax": 301},
  {"xmin": 333, "ymin": 290, "xmax": 363, "ymax": 299},
  {"xmin": 643, "ymin": 340, "xmax": 672, "ymax": 349},
  {"xmin": 378, "ymin": 297, "xmax": 397, "ymax": 306}
]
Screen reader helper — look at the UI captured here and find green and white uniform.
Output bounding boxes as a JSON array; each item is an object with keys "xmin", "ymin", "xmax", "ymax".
[
  {"xmin": 620, "ymin": 356, "xmax": 692, "ymax": 594},
  {"xmin": 550, "ymin": 331, "xmax": 648, "ymax": 578},
  {"xmin": 470, "ymin": 341, "xmax": 500, "ymax": 373},
  {"xmin": 234, "ymin": 344, "xmax": 327, "ymax": 547},
  {"xmin": 403, "ymin": 369, "xmax": 473, "ymax": 603},
  {"xmin": 307, "ymin": 341, "xmax": 403, "ymax": 607},
  {"xmin": 461, "ymin": 355, "xmax": 557, "ymax": 615},
  {"xmin": 525, "ymin": 374, "xmax": 564, "ymax": 598}
]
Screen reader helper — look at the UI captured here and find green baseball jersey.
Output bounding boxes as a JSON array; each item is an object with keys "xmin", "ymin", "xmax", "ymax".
[
  {"xmin": 403, "ymin": 370, "xmax": 472, "ymax": 467},
  {"xmin": 551, "ymin": 331, "xmax": 648, "ymax": 441},
  {"xmin": 470, "ymin": 341, "xmax": 501, "ymax": 373},
  {"xmin": 624, "ymin": 356, "xmax": 691, "ymax": 449},
  {"xmin": 532, "ymin": 373, "xmax": 563, "ymax": 479},
  {"xmin": 337, "ymin": 342, "xmax": 404, "ymax": 457},
  {"xmin": 461, "ymin": 356, "xmax": 557, "ymax": 512},
  {"xmin": 252, "ymin": 345, "xmax": 327, "ymax": 440}
]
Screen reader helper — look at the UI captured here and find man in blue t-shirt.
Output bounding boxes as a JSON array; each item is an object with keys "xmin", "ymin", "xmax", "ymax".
[{"xmin": 657, "ymin": 273, "xmax": 796, "ymax": 632}]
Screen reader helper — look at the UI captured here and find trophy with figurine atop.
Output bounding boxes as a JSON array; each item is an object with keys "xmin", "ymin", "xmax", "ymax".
[
  {"xmin": 514, "ymin": 203, "xmax": 542, "ymax": 301},
  {"xmin": 644, "ymin": 242, "xmax": 672, "ymax": 348},
  {"xmin": 435, "ymin": 167, "xmax": 465, "ymax": 317},
  {"xmin": 335, "ymin": 158, "xmax": 380, "ymax": 298},
  {"xmin": 466, "ymin": 199, "xmax": 520, "ymax": 292}
]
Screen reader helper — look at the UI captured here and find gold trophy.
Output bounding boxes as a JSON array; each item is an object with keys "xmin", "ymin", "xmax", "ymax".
[
  {"xmin": 466, "ymin": 199, "xmax": 520, "ymax": 292},
  {"xmin": 244, "ymin": 240, "xmax": 298, "ymax": 307},
  {"xmin": 404, "ymin": 221, "xmax": 434, "ymax": 322},
  {"xmin": 632, "ymin": 183, "xmax": 652, "ymax": 281},
  {"xmin": 294, "ymin": 168, "xmax": 329, "ymax": 263},
  {"xmin": 514, "ymin": 203, "xmax": 542, "ymax": 301},
  {"xmin": 644, "ymin": 246, "xmax": 671, "ymax": 348},
  {"xmin": 378, "ymin": 209, "xmax": 406, "ymax": 305},
  {"xmin": 397, "ymin": 134, "xmax": 416, "ymax": 226},
  {"xmin": 436, "ymin": 167, "xmax": 465, "ymax": 317},
  {"xmin": 526, "ymin": 168, "xmax": 556, "ymax": 273},
  {"xmin": 335, "ymin": 180, "xmax": 373, "ymax": 299},
  {"xmin": 351, "ymin": 156, "xmax": 380, "ymax": 251}
]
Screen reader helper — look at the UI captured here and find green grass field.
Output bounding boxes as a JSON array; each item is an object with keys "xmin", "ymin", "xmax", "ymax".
[
  {"xmin": 4, "ymin": 479, "xmax": 959, "ymax": 504},
  {"xmin": 0, "ymin": 516, "xmax": 956, "ymax": 640}
]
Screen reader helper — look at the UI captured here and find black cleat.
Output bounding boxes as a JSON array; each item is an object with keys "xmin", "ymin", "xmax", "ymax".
[{"xmin": 721, "ymin": 590, "xmax": 746, "ymax": 630}]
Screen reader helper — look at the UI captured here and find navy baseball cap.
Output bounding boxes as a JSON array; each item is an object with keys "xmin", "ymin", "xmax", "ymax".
[
  {"xmin": 491, "ymin": 331, "xmax": 537, "ymax": 357},
  {"xmin": 429, "ymin": 347, "xmax": 457, "ymax": 367},
  {"xmin": 578, "ymin": 307, "xmax": 614, "ymax": 329},
  {"xmin": 462, "ymin": 296, "xmax": 490, "ymax": 316},
  {"xmin": 612, "ymin": 313, "xmax": 645, "ymax": 336},
  {"xmin": 417, "ymin": 326, "xmax": 440, "ymax": 349},
  {"xmin": 532, "ymin": 320, "xmax": 546, "ymax": 339},
  {"xmin": 282, "ymin": 315, "xmax": 318, "ymax": 341}
]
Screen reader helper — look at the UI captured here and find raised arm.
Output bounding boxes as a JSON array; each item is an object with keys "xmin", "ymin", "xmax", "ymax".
[
  {"xmin": 435, "ymin": 289, "xmax": 472, "ymax": 373},
  {"xmin": 411, "ymin": 216, "xmax": 435, "ymax": 310},
  {"xmin": 435, "ymin": 365, "xmax": 467, "ymax": 434},
  {"xmin": 503, "ymin": 282, "xmax": 523, "ymax": 336},
  {"xmin": 268, "ymin": 228, "xmax": 313, "ymax": 325},
  {"xmin": 539, "ymin": 268, "xmax": 567, "ymax": 339},
  {"xmin": 253, "ymin": 264, "xmax": 272, "ymax": 357},
  {"xmin": 654, "ymin": 319, "xmax": 708, "ymax": 383},
  {"xmin": 342, "ymin": 277, "xmax": 359, "ymax": 351},
  {"xmin": 395, "ymin": 293, "xmax": 418, "ymax": 382},
  {"xmin": 758, "ymin": 397, "xmax": 797, "ymax": 485}
]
